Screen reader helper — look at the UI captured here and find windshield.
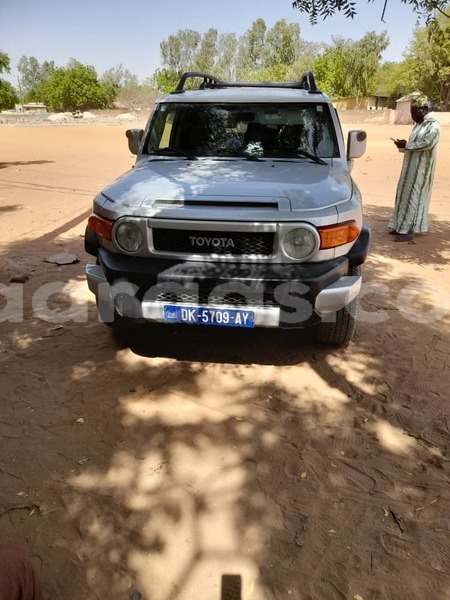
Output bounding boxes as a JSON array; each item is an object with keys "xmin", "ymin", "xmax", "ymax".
[{"xmin": 146, "ymin": 102, "xmax": 339, "ymax": 160}]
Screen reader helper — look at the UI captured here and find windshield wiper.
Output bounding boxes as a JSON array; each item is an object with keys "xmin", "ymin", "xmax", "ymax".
[
  {"xmin": 292, "ymin": 150, "xmax": 327, "ymax": 165},
  {"xmin": 215, "ymin": 149, "xmax": 263, "ymax": 162},
  {"xmin": 149, "ymin": 147, "xmax": 198, "ymax": 160},
  {"xmin": 272, "ymin": 149, "xmax": 327, "ymax": 165}
]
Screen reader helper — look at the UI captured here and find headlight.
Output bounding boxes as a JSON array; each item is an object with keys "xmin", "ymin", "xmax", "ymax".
[
  {"xmin": 282, "ymin": 227, "xmax": 318, "ymax": 260},
  {"xmin": 115, "ymin": 222, "xmax": 144, "ymax": 253}
]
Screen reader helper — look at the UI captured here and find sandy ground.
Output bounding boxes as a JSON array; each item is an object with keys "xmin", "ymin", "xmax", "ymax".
[{"xmin": 0, "ymin": 121, "xmax": 449, "ymax": 600}]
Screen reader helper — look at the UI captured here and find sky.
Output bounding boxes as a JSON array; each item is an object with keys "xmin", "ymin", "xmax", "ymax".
[{"xmin": 0, "ymin": 0, "xmax": 424, "ymax": 86}]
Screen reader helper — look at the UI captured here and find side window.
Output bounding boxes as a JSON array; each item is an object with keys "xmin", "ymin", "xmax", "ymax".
[
  {"xmin": 147, "ymin": 106, "xmax": 175, "ymax": 151},
  {"xmin": 159, "ymin": 112, "xmax": 174, "ymax": 148}
]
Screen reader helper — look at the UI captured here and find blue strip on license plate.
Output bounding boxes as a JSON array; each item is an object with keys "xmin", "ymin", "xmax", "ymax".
[{"xmin": 163, "ymin": 305, "xmax": 254, "ymax": 328}]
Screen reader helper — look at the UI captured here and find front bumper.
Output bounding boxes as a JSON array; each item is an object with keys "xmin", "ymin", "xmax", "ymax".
[{"xmin": 86, "ymin": 225, "xmax": 370, "ymax": 329}]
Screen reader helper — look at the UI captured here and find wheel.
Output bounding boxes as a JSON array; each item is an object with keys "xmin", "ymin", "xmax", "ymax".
[{"xmin": 315, "ymin": 265, "xmax": 361, "ymax": 347}]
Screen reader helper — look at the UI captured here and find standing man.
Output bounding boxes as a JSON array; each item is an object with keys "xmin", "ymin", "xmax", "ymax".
[{"xmin": 389, "ymin": 95, "xmax": 440, "ymax": 242}]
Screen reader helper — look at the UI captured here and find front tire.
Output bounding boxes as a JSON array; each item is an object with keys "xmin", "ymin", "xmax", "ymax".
[{"xmin": 315, "ymin": 265, "xmax": 361, "ymax": 347}]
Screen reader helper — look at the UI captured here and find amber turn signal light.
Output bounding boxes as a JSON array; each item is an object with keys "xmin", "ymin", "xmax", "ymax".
[
  {"xmin": 87, "ymin": 214, "xmax": 114, "ymax": 241},
  {"xmin": 318, "ymin": 221, "xmax": 359, "ymax": 249}
]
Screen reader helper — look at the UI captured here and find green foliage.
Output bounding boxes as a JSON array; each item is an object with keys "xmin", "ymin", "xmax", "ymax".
[
  {"xmin": 0, "ymin": 51, "xmax": 11, "ymax": 74},
  {"xmin": 44, "ymin": 63, "xmax": 113, "ymax": 111},
  {"xmin": 17, "ymin": 55, "xmax": 55, "ymax": 101},
  {"xmin": 265, "ymin": 20, "xmax": 301, "ymax": 67},
  {"xmin": 192, "ymin": 28, "xmax": 218, "ymax": 73},
  {"xmin": 214, "ymin": 33, "xmax": 239, "ymax": 80},
  {"xmin": 375, "ymin": 60, "xmax": 418, "ymax": 100},
  {"xmin": 0, "ymin": 79, "xmax": 18, "ymax": 109},
  {"xmin": 100, "ymin": 64, "xmax": 136, "ymax": 94},
  {"xmin": 151, "ymin": 69, "xmax": 181, "ymax": 95},
  {"xmin": 292, "ymin": 0, "xmax": 450, "ymax": 26},
  {"xmin": 408, "ymin": 13, "xmax": 450, "ymax": 108},
  {"xmin": 0, "ymin": 51, "xmax": 18, "ymax": 109},
  {"xmin": 313, "ymin": 31, "xmax": 389, "ymax": 97},
  {"xmin": 160, "ymin": 29, "xmax": 201, "ymax": 74},
  {"xmin": 236, "ymin": 18, "xmax": 268, "ymax": 76},
  {"xmin": 154, "ymin": 19, "xmax": 317, "ymax": 91}
]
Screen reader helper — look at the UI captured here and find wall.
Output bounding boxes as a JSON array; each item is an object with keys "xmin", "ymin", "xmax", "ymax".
[
  {"xmin": 333, "ymin": 96, "xmax": 391, "ymax": 111},
  {"xmin": 394, "ymin": 102, "xmax": 412, "ymax": 124},
  {"xmin": 336, "ymin": 109, "xmax": 395, "ymax": 124},
  {"xmin": 337, "ymin": 109, "xmax": 450, "ymax": 126}
]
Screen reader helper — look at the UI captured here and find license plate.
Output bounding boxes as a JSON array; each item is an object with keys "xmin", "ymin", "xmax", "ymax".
[{"xmin": 163, "ymin": 305, "xmax": 254, "ymax": 328}]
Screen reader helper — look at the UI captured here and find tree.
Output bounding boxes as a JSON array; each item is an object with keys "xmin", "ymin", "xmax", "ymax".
[
  {"xmin": 235, "ymin": 18, "xmax": 268, "ymax": 78},
  {"xmin": 116, "ymin": 72, "xmax": 144, "ymax": 109},
  {"xmin": 160, "ymin": 29, "xmax": 201, "ymax": 74},
  {"xmin": 215, "ymin": 33, "xmax": 239, "ymax": 80},
  {"xmin": 152, "ymin": 18, "xmax": 380, "ymax": 93},
  {"xmin": 151, "ymin": 68, "xmax": 181, "ymax": 95},
  {"xmin": 408, "ymin": 13, "xmax": 450, "ymax": 108},
  {"xmin": 235, "ymin": 18, "xmax": 309, "ymax": 80},
  {"xmin": 375, "ymin": 59, "xmax": 418, "ymax": 100},
  {"xmin": 265, "ymin": 19, "xmax": 301, "ymax": 67},
  {"xmin": 347, "ymin": 31, "xmax": 390, "ymax": 96},
  {"xmin": 192, "ymin": 28, "xmax": 218, "ymax": 73},
  {"xmin": 0, "ymin": 80, "xmax": 18, "ymax": 109},
  {"xmin": 18, "ymin": 56, "xmax": 41, "ymax": 93},
  {"xmin": 292, "ymin": 0, "xmax": 450, "ymax": 25},
  {"xmin": 0, "ymin": 51, "xmax": 10, "ymax": 74},
  {"xmin": 313, "ymin": 40, "xmax": 347, "ymax": 97},
  {"xmin": 285, "ymin": 40, "xmax": 321, "ymax": 80},
  {"xmin": 313, "ymin": 31, "xmax": 389, "ymax": 97},
  {"xmin": 100, "ymin": 64, "xmax": 126, "ymax": 98},
  {"xmin": 44, "ymin": 62, "xmax": 112, "ymax": 111},
  {"xmin": 0, "ymin": 51, "xmax": 19, "ymax": 110},
  {"xmin": 17, "ymin": 55, "xmax": 55, "ymax": 102}
]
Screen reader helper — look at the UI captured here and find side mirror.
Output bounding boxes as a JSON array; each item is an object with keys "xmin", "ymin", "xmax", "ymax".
[
  {"xmin": 126, "ymin": 129, "xmax": 144, "ymax": 155},
  {"xmin": 347, "ymin": 130, "xmax": 367, "ymax": 159}
]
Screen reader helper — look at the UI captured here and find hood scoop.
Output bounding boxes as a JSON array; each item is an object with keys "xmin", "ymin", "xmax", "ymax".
[{"xmin": 154, "ymin": 198, "xmax": 279, "ymax": 209}]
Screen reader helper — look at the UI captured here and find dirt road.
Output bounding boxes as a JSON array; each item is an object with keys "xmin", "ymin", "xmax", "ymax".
[{"xmin": 1, "ymin": 122, "xmax": 449, "ymax": 600}]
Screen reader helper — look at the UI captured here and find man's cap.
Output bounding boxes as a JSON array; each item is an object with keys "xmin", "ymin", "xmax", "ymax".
[{"xmin": 411, "ymin": 94, "xmax": 431, "ymax": 108}]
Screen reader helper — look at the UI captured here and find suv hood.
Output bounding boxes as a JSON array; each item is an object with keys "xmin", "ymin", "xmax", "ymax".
[{"xmin": 99, "ymin": 159, "xmax": 353, "ymax": 215}]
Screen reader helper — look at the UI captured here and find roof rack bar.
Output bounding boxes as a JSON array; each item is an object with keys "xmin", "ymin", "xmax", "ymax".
[
  {"xmin": 172, "ymin": 70, "xmax": 321, "ymax": 94},
  {"xmin": 299, "ymin": 71, "xmax": 318, "ymax": 93},
  {"xmin": 172, "ymin": 72, "xmax": 224, "ymax": 93}
]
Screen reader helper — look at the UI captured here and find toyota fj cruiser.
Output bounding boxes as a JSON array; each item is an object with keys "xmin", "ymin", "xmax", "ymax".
[{"xmin": 84, "ymin": 71, "xmax": 370, "ymax": 346}]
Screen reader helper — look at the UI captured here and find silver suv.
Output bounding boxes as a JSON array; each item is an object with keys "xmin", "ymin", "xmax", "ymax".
[{"xmin": 85, "ymin": 71, "xmax": 370, "ymax": 346}]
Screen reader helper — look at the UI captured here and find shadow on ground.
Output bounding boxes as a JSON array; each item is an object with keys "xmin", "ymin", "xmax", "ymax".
[
  {"xmin": 0, "ymin": 206, "xmax": 449, "ymax": 600},
  {"xmin": 0, "ymin": 160, "xmax": 55, "ymax": 169}
]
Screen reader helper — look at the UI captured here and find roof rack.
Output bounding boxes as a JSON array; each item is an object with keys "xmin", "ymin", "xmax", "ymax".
[{"xmin": 171, "ymin": 71, "xmax": 321, "ymax": 94}]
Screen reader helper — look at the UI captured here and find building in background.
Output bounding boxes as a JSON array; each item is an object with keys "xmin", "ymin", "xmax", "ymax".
[
  {"xmin": 14, "ymin": 102, "xmax": 47, "ymax": 114},
  {"xmin": 332, "ymin": 95, "xmax": 392, "ymax": 111}
]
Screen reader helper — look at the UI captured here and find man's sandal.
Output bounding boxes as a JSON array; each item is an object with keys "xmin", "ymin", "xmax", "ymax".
[{"xmin": 395, "ymin": 233, "xmax": 414, "ymax": 242}]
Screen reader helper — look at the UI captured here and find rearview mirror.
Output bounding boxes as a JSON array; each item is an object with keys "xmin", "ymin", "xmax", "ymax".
[{"xmin": 126, "ymin": 129, "xmax": 144, "ymax": 155}]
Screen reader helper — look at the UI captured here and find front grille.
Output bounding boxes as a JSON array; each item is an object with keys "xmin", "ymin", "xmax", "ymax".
[
  {"xmin": 152, "ymin": 229, "xmax": 274, "ymax": 256},
  {"xmin": 148, "ymin": 290, "xmax": 278, "ymax": 308}
]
